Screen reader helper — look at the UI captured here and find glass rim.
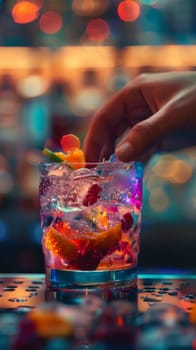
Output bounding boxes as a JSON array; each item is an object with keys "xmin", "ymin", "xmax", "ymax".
[
  {"xmin": 39, "ymin": 160, "xmax": 141, "ymax": 168},
  {"xmin": 39, "ymin": 161, "xmax": 144, "ymax": 178}
]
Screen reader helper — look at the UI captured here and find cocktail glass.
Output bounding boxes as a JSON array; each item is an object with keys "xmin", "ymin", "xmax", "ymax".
[{"xmin": 39, "ymin": 160, "xmax": 143, "ymax": 290}]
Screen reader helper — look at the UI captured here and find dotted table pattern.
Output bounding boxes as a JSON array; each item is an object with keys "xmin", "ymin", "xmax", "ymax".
[{"xmin": 0, "ymin": 272, "xmax": 195, "ymax": 315}]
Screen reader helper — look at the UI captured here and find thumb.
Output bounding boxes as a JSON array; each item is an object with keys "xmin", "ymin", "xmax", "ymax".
[
  {"xmin": 115, "ymin": 116, "xmax": 164, "ymax": 162},
  {"xmin": 115, "ymin": 84, "xmax": 196, "ymax": 162}
]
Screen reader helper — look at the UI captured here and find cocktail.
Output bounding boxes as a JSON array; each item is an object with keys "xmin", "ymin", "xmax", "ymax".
[{"xmin": 39, "ymin": 135, "xmax": 143, "ymax": 289}]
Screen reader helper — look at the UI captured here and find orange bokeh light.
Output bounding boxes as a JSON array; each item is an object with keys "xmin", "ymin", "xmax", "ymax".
[
  {"xmin": 39, "ymin": 11, "xmax": 63, "ymax": 34},
  {"xmin": 117, "ymin": 0, "xmax": 140, "ymax": 22},
  {"xmin": 12, "ymin": 1, "xmax": 39, "ymax": 24},
  {"xmin": 86, "ymin": 18, "xmax": 110, "ymax": 42}
]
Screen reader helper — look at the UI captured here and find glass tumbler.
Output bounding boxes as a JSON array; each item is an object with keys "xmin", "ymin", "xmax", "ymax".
[{"xmin": 39, "ymin": 160, "xmax": 143, "ymax": 291}]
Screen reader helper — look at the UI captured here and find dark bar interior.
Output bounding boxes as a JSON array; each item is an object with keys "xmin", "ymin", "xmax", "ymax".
[{"xmin": 0, "ymin": 0, "xmax": 195, "ymax": 349}]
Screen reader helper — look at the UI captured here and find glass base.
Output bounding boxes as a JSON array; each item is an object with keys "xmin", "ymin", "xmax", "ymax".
[
  {"xmin": 45, "ymin": 267, "xmax": 138, "ymax": 304},
  {"xmin": 46, "ymin": 266, "xmax": 137, "ymax": 288}
]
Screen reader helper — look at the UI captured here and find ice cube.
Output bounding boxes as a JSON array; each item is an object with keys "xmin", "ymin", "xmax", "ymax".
[
  {"xmin": 48, "ymin": 163, "xmax": 72, "ymax": 177},
  {"xmin": 109, "ymin": 154, "xmax": 120, "ymax": 163},
  {"xmin": 69, "ymin": 218, "xmax": 91, "ymax": 235},
  {"xmin": 71, "ymin": 170, "xmax": 103, "ymax": 206},
  {"xmin": 109, "ymin": 153, "xmax": 134, "ymax": 171},
  {"xmin": 72, "ymin": 167, "xmax": 100, "ymax": 181}
]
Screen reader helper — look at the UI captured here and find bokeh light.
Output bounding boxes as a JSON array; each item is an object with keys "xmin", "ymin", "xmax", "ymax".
[
  {"xmin": 17, "ymin": 74, "xmax": 49, "ymax": 98},
  {"xmin": 117, "ymin": 0, "xmax": 140, "ymax": 22},
  {"xmin": 39, "ymin": 11, "xmax": 63, "ymax": 34},
  {"xmin": 167, "ymin": 160, "xmax": 193, "ymax": 184},
  {"xmin": 72, "ymin": 0, "xmax": 110, "ymax": 17},
  {"xmin": 86, "ymin": 19, "xmax": 110, "ymax": 42},
  {"xmin": 146, "ymin": 174, "xmax": 164, "ymax": 190},
  {"xmin": 12, "ymin": 1, "xmax": 40, "ymax": 24},
  {"xmin": 153, "ymin": 157, "xmax": 193, "ymax": 185},
  {"xmin": 149, "ymin": 188, "xmax": 170, "ymax": 212}
]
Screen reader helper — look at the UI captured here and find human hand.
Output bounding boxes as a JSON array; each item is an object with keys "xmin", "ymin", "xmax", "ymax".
[{"xmin": 83, "ymin": 71, "xmax": 196, "ymax": 163}]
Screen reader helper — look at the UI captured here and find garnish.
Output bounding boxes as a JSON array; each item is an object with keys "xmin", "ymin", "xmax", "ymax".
[
  {"xmin": 42, "ymin": 134, "xmax": 86, "ymax": 169},
  {"xmin": 43, "ymin": 148, "xmax": 63, "ymax": 163},
  {"xmin": 44, "ymin": 222, "xmax": 122, "ymax": 270},
  {"xmin": 44, "ymin": 226, "xmax": 78, "ymax": 261},
  {"xmin": 61, "ymin": 134, "xmax": 80, "ymax": 152}
]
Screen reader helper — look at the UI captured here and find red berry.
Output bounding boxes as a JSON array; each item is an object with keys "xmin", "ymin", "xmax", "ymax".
[
  {"xmin": 121, "ymin": 212, "xmax": 133, "ymax": 232},
  {"xmin": 73, "ymin": 250, "xmax": 102, "ymax": 270},
  {"xmin": 83, "ymin": 184, "xmax": 102, "ymax": 206}
]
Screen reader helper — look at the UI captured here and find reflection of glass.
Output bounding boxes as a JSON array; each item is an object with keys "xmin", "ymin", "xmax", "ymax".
[{"xmin": 39, "ymin": 161, "xmax": 143, "ymax": 290}]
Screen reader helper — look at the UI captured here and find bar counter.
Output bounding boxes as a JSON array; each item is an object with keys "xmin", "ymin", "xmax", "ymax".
[
  {"xmin": 0, "ymin": 270, "xmax": 195, "ymax": 311},
  {"xmin": 0, "ymin": 270, "xmax": 195, "ymax": 349}
]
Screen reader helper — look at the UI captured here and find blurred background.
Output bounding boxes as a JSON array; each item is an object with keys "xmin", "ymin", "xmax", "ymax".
[{"xmin": 0, "ymin": 0, "xmax": 195, "ymax": 273}]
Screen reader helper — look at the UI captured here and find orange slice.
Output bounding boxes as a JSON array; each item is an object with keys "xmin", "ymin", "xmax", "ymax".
[
  {"xmin": 94, "ymin": 222, "xmax": 122, "ymax": 252},
  {"xmin": 77, "ymin": 222, "xmax": 122, "ymax": 253},
  {"xmin": 96, "ymin": 207, "xmax": 109, "ymax": 228},
  {"xmin": 61, "ymin": 134, "xmax": 80, "ymax": 152},
  {"xmin": 28, "ymin": 309, "xmax": 74, "ymax": 338},
  {"xmin": 54, "ymin": 220, "xmax": 72, "ymax": 234},
  {"xmin": 45, "ymin": 222, "xmax": 122, "ymax": 269},
  {"xmin": 44, "ymin": 226, "xmax": 78, "ymax": 261}
]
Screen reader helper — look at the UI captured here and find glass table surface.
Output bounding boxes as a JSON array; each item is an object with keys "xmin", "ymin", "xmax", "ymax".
[
  {"xmin": 0, "ymin": 270, "xmax": 195, "ymax": 312},
  {"xmin": 0, "ymin": 271, "xmax": 195, "ymax": 350}
]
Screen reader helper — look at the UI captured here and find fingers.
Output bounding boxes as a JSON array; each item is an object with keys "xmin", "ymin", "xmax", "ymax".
[
  {"xmin": 84, "ymin": 72, "xmax": 196, "ymax": 164},
  {"xmin": 83, "ymin": 89, "xmax": 128, "ymax": 162},
  {"xmin": 115, "ymin": 87, "xmax": 195, "ymax": 162},
  {"xmin": 115, "ymin": 120, "xmax": 156, "ymax": 162},
  {"xmin": 83, "ymin": 85, "xmax": 150, "ymax": 162}
]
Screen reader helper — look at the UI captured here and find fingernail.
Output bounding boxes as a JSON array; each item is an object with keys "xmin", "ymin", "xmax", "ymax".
[{"xmin": 115, "ymin": 141, "xmax": 133, "ymax": 157}]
